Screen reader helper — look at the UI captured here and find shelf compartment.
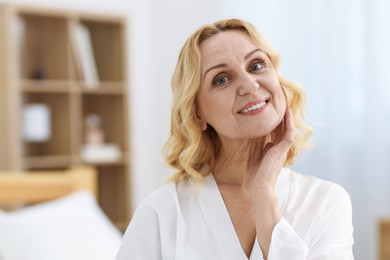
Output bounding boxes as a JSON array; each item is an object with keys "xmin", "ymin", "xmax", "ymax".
[
  {"xmin": 81, "ymin": 94, "xmax": 127, "ymax": 151},
  {"xmin": 21, "ymin": 92, "xmax": 72, "ymax": 157},
  {"xmin": 80, "ymin": 19, "xmax": 125, "ymax": 82},
  {"xmin": 17, "ymin": 13, "xmax": 69, "ymax": 80}
]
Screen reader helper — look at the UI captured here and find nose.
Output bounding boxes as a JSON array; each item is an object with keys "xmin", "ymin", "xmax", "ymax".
[{"xmin": 237, "ymin": 74, "xmax": 259, "ymax": 96}]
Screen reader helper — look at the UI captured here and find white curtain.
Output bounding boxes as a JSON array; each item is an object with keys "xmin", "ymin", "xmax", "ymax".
[{"xmin": 218, "ymin": 0, "xmax": 390, "ymax": 259}]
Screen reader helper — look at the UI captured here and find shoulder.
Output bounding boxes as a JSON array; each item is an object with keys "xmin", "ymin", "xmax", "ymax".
[
  {"xmin": 118, "ymin": 183, "xmax": 179, "ymax": 259},
  {"xmin": 281, "ymin": 168, "xmax": 351, "ymax": 213},
  {"xmin": 124, "ymin": 181, "xmax": 180, "ymax": 237},
  {"xmin": 284, "ymin": 168, "xmax": 350, "ymax": 199},
  {"xmin": 135, "ymin": 181, "xmax": 179, "ymax": 214}
]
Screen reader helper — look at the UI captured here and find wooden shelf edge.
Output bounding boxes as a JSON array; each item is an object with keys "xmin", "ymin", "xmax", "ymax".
[
  {"xmin": 20, "ymin": 79, "xmax": 71, "ymax": 93},
  {"xmin": 23, "ymin": 155, "xmax": 73, "ymax": 169},
  {"xmin": 19, "ymin": 80, "xmax": 127, "ymax": 95},
  {"xmin": 80, "ymin": 81, "xmax": 127, "ymax": 95},
  {"xmin": 6, "ymin": 3, "xmax": 127, "ymax": 21}
]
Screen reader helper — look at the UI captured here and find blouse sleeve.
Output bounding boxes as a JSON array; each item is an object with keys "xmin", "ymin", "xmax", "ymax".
[
  {"xmin": 268, "ymin": 185, "xmax": 354, "ymax": 260},
  {"xmin": 267, "ymin": 218, "xmax": 309, "ymax": 259},
  {"xmin": 306, "ymin": 187, "xmax": 354, "ymax": 259},
  {"xmin": 115, "ymin": 201, "xmax": 162, "ymax": 260}
]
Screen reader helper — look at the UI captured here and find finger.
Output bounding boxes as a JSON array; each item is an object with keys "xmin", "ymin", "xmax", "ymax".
[
  {"xmin": 261, "ymin": 142, "xmax": 274, "ymax": 161},
  {"xmin": 277, "ymin": 108, "xmax": 295, "ymax": 152},
  {"xmin": 284, "ymin": 108, "xmax": 295, "ymax": 142},
  {"xmin": 274, "ymin": 120, "xmax": 284, "ymax": 145},
  {"xmin": 268, "ymin": 108, "xmax": 295, "ymax": 157},
  {"xmin": 274, "ymin": 107, "xmax": 291, "ymax": 144}
]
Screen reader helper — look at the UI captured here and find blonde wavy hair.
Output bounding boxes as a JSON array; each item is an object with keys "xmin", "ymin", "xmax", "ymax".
[{"xmin": 163, "ymin": 18, "xmax": 312, "ymax": 184}]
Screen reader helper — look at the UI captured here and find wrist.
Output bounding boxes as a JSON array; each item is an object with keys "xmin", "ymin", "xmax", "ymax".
[{"xmin": 251, "ymin": 187, "xmax": 280, "ymax": 217}]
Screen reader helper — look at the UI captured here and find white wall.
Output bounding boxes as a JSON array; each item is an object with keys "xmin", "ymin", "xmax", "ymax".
[{"xmin": 128, "ymin": 0, "xmax": 221, "ymax": 208}]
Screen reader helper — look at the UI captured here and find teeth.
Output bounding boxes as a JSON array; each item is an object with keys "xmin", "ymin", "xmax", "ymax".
[{"xmin": 241, "ymin": 101, "xmax": 266, "ymax": 113}]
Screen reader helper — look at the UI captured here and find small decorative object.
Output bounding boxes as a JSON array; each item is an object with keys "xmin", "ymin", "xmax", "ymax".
[
  {"xmin": 85, "ymin": 114, "xmax": 104, "ymax": 145},
  {"xmin": 81, "ymin": 143, "xmax": 121, "ymax": 163},
  {"xmin": 81, "ymin": 114, "xmax": 121, "ymax": 163},
  {"xmin": 21, "ymin": 103, "xmax": 51, "ymax": 142}
]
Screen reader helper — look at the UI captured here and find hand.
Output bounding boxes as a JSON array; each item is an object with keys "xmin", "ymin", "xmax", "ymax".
[{"xmin": 248, "ymin": 108, "xmax": 295, "ymax": 193}]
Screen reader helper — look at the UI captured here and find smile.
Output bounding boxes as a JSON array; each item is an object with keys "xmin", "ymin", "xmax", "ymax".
[{"xmin": 238, "ymin": 99, "xmax": 269, "ymax": 114}]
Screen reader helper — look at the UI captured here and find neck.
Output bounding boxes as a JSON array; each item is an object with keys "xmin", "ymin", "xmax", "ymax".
[{"xmin": 213, "ymin": 137, "xmax": 266, "ymax": 186}]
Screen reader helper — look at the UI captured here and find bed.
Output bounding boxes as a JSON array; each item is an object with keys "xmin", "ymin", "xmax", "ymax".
[{"xmin": 0, "ymin": 166, "xmax": 123, "ymax": 260}]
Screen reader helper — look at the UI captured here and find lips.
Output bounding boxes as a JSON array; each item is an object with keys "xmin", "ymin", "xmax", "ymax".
[{"xmin": 237, "ymin": 98, "xmax": 270, "ymax": 114}]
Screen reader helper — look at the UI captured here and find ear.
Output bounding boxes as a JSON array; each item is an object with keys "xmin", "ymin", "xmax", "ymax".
[{"xmin": 197, "ymin": 116, "xmax": 207, "ymax": 131}]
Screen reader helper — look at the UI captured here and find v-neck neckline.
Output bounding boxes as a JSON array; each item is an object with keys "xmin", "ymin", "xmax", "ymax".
[
  {"xmin": 198, "ymin": 168, "xmax": 291, "ymax": 259},
  {"xmin": 200, "ymin": 174, "xmax": 261, "ymax": 259}
]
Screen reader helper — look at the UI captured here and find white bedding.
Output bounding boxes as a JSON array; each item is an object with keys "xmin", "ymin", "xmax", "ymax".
[{"xmin": 0, "ymin": 190, "xmax": 122, "ymax": 260}]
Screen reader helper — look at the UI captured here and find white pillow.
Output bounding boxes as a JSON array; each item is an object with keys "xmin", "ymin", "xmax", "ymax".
[{"xmin": 0, "ymin": 190, "xmax": 123, "ymax": 260}]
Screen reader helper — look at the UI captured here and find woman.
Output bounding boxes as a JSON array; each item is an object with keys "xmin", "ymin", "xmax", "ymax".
[{"xmin": 116, "ymin": 19, "xmax": 354, "ymax": 259}]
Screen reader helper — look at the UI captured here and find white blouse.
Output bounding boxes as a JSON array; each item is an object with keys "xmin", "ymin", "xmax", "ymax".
[{"xmin": 115, "ymin": 168, "xmax": 354, "ymax": 260}]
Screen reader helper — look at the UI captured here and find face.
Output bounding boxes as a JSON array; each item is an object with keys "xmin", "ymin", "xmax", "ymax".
[{"xmin": 196, "ymin": 30, "xmax": 286, "ymax": 141}]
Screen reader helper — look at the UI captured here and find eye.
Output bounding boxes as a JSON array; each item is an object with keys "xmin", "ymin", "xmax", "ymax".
[
  {"xmin": 248, "ymin": 60, "xmax": 265, "ymax": 73},
  {"xmin": 212, "ymin": 74, "xmax": 230, "ymax": 87}
]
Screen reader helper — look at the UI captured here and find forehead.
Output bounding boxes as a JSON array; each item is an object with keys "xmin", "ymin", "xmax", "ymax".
[{"xmin": 200, "ymin": 30, "xmax": 258, "ymax": 65}]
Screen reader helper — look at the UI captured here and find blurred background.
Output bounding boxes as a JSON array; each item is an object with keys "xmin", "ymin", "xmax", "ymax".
[{"xmin": 1, "ymin": 0, "xmax": 389, "ymax": 259}]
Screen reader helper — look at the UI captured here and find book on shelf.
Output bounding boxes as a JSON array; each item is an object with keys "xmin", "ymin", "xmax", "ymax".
[
  {"xmin": 69, "ymin": 22, "xmax": 99, "ymax": 88},
  {"xmin": 13, "ymin": 16, "xmax": 25, "ymax": 79}
]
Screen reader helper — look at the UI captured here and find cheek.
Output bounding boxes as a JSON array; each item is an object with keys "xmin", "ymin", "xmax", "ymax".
[
  {"xmin": 266, "ymin": 78, "xmax": 286, "ymax": 113},
  {"xmin": 196, "ymin": 93, "xmax": 216, "ymax": 121},
  {"xmin": 198, "ymin": 97, "xmax": 220, "ymax": 119},
  {"xmin": 197, "ymin": 92, "xmax": 232, "ymax": 123},
  {"xmin": 269, "ymin": 78, "xmax": 285, "ymax": 102}
]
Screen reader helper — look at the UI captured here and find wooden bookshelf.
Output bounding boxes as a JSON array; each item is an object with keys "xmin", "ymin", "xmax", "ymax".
[{"xmin": 0, "ymin": 4, "xmax": 131, "ymax": 229}]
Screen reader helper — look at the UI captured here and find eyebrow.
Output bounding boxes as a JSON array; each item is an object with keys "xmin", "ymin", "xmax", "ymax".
[
  {"xmin": 245, "ymin": 48, "xmax": 262, "ymax": 59},
  {"xmin": 203, "ymin": 48, "xmax": 263, "ymax": 81}
]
